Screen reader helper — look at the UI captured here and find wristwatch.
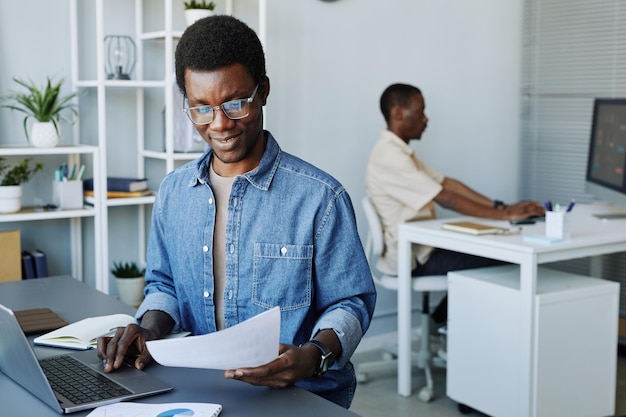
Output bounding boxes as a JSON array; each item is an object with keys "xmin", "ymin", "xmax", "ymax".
[
  {"xmin": 493, "ymin": 199, "xmax": 506, "ymax": 210},
  {"xmin": 301, "ymin": 340, "xmax": 333, "ymax": 377}
]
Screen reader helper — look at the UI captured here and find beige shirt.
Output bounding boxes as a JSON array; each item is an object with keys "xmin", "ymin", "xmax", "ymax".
[
  {"xmin": 209, "ymin": 162, "xmax": 234, "ymax": 331},
  {"xmin": 365, "ymin": 130, "xmax": 444, "ymax": 274}
]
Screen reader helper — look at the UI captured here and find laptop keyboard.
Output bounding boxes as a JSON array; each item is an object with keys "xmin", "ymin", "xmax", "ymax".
[{"xmin": 39, "ymin": 355, "xmax": 131, "ymax": 405}]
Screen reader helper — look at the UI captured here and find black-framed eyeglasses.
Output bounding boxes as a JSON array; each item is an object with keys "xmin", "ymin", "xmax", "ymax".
[{"xmin": 183, "ymin": 84, "xmax": 259, "ymax": 125}]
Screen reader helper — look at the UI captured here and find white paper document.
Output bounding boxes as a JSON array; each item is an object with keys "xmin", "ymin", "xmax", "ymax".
[
  {"xmin": 146, "ymin": 306, "xmax": 280, "ymax": 370},
  {"xmin": 86, "ymin": 402, "xmax": 222, "ymax": 417}
]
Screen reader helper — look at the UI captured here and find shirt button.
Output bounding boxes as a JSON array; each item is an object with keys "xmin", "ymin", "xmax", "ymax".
[
  {"xmin": 208, "ymin": 198, "xmax": 213, "ymax": 204},
  {"xmin": 228, "ymin": 290, "xmax": 233, "ymax": 299},
  {"xmin": 229, "ymin": 244, "xmax": 235, "ymax": 253},
  {"xmin": 232, "ymin": 198, "xmax": 238, "ymax": 207},
  {"xmin": 203, "ymin": 291, "xmax": 209, "ymax": 298},
  {"xmin": 281, "ymin": 246, "xmax": 287, "ymax": 255},
  {"xmin": 203, "ymin": 245, "xmax": 209, "ymax": 252}
]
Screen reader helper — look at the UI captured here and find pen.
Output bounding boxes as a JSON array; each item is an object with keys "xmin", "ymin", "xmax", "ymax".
[
  {"xmin": 555, "ymin": 203, "xmax": 561, "ymax": 212},
  {"xmin": 544, "ymin": 201, "xmax": 553, "ymax": 211},
  {"xmin": 76, "ymin": 165, "xmax": 86, "ymax": 181},
  {"xmin": 59, "ymin": 163, "xmax": 68, "ymax": 179},
  {"xmin": 566, "ymin": 200, "xmax": 575, "ymax": 212},
  {"xmin": 69, "ymin": 165, "xmax": 77, "ymax": 181}
]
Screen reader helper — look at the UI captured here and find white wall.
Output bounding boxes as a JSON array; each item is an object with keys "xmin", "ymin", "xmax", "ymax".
[{"xmin": 0, "ymin": 0, "xmax": 523, "ymax": 336}]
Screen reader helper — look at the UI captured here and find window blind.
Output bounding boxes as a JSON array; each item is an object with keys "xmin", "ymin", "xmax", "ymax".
[{"xmin": 521, "ymin": 0, "xmax": 626, "ymax": 314}]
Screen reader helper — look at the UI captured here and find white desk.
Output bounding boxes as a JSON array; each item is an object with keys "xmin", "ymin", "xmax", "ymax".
[{"xmin": 397, "ymin": 204, "xmax": 626, "ymax": 414}]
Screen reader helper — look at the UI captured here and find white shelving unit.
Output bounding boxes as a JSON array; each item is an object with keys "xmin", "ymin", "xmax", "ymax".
[
  {"xmin": 69, "ymin": 0, "xmax": 266, "ymax": 294},
  {"xmin": 0, "ymin": 145, "xmax": 102, "ymax": 284}
]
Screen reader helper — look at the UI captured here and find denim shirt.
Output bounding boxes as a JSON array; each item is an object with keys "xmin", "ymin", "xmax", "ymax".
[{"xmin": 137, "ymin": 131, "xmax": 376, "ymax": 407}]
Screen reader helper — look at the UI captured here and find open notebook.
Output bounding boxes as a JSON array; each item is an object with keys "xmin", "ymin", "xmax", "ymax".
[{"xmin": 34, "ymin": 314, "xmax": 136, "ymax": 350}]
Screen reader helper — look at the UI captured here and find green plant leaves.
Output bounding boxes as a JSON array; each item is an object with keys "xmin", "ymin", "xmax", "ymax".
[
  {"xmin": 0, "ymin": 76, "xmax": 78, "ymax": 141},
  {"xmin": 0, "ymin": 157, "xmax": 43, "ymax": 186}
]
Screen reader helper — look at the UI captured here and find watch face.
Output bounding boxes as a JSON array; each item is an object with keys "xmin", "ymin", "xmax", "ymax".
[{"xmin": 319, "ymin": 351, "xmax": 333, "ymax": 375}]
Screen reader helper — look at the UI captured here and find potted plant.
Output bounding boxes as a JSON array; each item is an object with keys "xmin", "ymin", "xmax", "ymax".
[
  {"xmin": 111, "ymin": 261, "xmax": 146, "ymax": 307},
  {"xmin": 0, "ymin": 157, "xmax": 43, "ymax": 213},
  {"xmin": 184, "ymin": 0, "xmax": 216, "ymax": 27},
  {"xmin": 0, "ymin": 76, "xmax": 78, "ymax": 148}
]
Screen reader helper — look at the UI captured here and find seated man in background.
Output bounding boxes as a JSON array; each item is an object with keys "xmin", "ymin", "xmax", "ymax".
[
  {"xmin": 365, "ymin": 83, "xmax": 544, "ymax": 327},
  {"xmin": 99, "ymin": 15, "xmax": 376, "ymax": 409}
]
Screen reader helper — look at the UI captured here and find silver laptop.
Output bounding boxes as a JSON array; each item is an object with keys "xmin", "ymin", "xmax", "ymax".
[{"xmin": 0, "ymin": 304, "xmax": 172, "ymax": 414}]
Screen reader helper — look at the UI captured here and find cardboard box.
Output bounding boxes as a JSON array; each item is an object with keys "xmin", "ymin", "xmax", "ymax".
[{"xmin": 0, "ymin": 230, "xmax": 21, "ymax": 281}]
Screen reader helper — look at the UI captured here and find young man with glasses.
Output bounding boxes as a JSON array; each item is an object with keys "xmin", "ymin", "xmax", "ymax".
[{"xmin": 98, "ymin": 15, "xmax": 376, "ymax": 409}]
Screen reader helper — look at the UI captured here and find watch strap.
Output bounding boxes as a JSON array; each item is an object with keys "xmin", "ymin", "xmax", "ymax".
[
  {"xmin": 301, "ymin": 339, "xmax": 333, "ymax": 377},
  {"xmin": 494, "ymin": 199, "xmax": 506, "ymax": 209}
]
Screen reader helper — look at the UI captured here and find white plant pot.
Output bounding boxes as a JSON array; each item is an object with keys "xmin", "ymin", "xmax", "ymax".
[
  {"xmin": 30, "ymin": 121, "xmax": 59, "ymax": 148},
  {"xmin": 185, "ymin": 9, "xmax": 214, "ymax": 27},
  {"xmin": 115, "ymin": 276, "xmax": 145, "ymax": 307},
  {"xmin": 0, "ymin": 185, "xmax": 22, "ymax": 214}
]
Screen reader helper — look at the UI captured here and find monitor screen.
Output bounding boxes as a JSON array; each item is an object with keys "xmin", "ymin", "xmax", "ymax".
[{"xmin": 585, "ymin": 98, "xmax": 626, "ymax": 216}]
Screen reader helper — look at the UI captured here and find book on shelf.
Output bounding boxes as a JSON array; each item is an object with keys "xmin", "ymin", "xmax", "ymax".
[
  {"xmin": 32, "ymin": 249, "xmax": 49, "ymax": 278},
  {"xmin": 84, "ymin": 189, "xmax": 154, "ymax": 199},
  {"xmin": 83, "ymin": 177, "xmax": 148, "ymax": 192},
  {"xmin": 21, "ymin": 251, "xmax": 36, "ymax": 279},
  {"xmin": 34, "ymin": 313, "xmax": 136, "ymax": 350},
  {"xmin": 442, "ymin": 221, "xmax": 505, "ymax": 235}
]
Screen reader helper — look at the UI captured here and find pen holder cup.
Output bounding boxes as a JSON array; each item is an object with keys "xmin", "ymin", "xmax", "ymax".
[
  {"xmin": 52, "ymin": 181, "xmax": 83, "ymax": 210},
  {"xmin": 545, "ymin": 211, "xmax": 570, "ymax": 240}
]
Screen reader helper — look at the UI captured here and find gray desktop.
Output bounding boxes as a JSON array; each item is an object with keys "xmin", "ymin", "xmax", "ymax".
[{"xmin": 0, "ymin": 276, "xmax": 360, "ymax": 417}]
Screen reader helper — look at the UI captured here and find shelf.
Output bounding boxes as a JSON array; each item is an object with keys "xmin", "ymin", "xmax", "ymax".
[
  {"xmin": 141, "ymin": 149, "xmax": 204, "ymax": 161},
  {"xmin": 74, "ymin": 80, "xmax": 168, "ymax": 89},
  {"xmin": 0, "ymin": 206, "xmax": 96, "ymax": 222},
  {"xmin": 0, "ymin": 145, "xmax": 98, "ymax": 156},
  {"xmin": 106, "ymin": 195, "xmax": 155, "ymax": 207},
  {"xmin": 67, "ymin": 0, "xmax": 265, "ymax": 294},
  {"xmin": 139, "ymin": 30, "xmax": 183, "ymax": 40},
  {"xmin": 84, "ymin": 195, "xmax": 156, "ymax": 207}
]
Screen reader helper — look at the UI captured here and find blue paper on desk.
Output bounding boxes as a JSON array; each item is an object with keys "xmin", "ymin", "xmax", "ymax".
[
  {"xmin": 146, "ymin": 307, "xmax": 280, "ymax": 370},
  {"xmin": 86, "ymin": 402, "xmax": 222, "ymax": 417}
]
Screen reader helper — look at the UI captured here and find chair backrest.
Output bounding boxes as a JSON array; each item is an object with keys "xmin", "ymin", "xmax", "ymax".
[
  {"xmin": 361, "ymin": 195, "xmax": 448, "ymax": 292},
  {"xmin": 361, "ymin": 195, "xmax": 386, "ymax": 263}
]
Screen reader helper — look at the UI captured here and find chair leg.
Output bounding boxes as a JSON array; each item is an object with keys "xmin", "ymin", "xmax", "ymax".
[
  {"xmin": 357, "ymin": 291, "xmax": 444, "ymax": 402},
  {"xmin": 416, "ymin": 308, "xmax": 435, "ymax": 402}
]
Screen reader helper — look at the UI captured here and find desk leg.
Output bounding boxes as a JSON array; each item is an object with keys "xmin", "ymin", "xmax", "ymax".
[
  {"xmin": 519, "ymin": 261, "xmax": 538, "ymax": 417},
  {"xmin": 590, "ymin": 255, "xmax": 603, "ymax": 278},
  {"xmin": 397, "ymin": 228, "xmax": 413, "ymax": 397}
]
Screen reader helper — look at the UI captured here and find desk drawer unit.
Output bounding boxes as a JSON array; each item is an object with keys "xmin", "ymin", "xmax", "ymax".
[{"xmin": 446, "ymin": 265, "xmax": 619, "ymax": 417}]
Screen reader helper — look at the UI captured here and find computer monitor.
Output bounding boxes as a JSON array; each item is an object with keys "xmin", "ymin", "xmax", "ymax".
[{"xmin": 585, "ymin": 98, "xmax": 626, "ymax": 218}]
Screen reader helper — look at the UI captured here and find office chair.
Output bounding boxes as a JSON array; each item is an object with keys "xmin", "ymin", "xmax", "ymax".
[{"xmin": 357, "ymin": 196, "xmax": 448, "ymax": 402}]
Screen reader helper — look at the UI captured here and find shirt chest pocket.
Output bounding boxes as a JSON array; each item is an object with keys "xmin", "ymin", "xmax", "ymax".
[{"xmin": 253, "ymin": 243, "xmax": 313, "ymax": 311}]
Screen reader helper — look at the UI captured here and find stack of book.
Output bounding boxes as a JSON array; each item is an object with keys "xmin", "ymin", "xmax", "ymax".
[
  {"xmin": 83, "ymin": 177, "xmax": 152, "ymax": 199},
  {"xmin": 21, "ymin": 249, "xmax": 48, "ymax": 279}
]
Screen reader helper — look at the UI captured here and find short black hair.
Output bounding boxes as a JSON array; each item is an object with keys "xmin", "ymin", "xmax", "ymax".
[
  {"xmin": 175, "ymin": 15, "xmax": 266, "ymax": 94},
  {"xmin": 379, "ymin": 83, "xmax": 422, "ymax": 124}
]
